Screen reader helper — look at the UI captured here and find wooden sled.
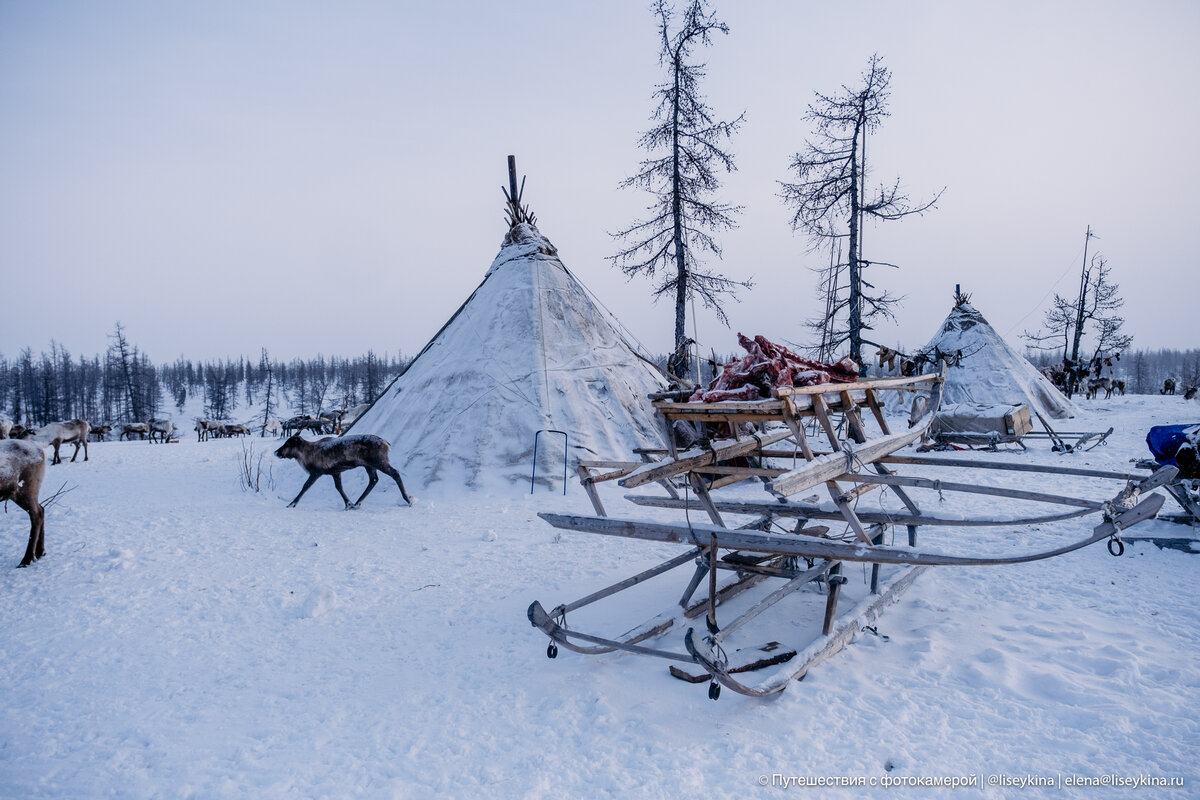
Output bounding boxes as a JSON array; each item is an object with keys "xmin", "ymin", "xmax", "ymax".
[
  {"xmin": 1134, "ymin": 458, "xmax": 1200, "ymax": 531},
  {"xmin": 531, "ymin": 369, "xmax": 1173, "ymax": 699},
  {"xmin": 1030, "ymin": 409, "xmax": 1114, "ymax": 453}
]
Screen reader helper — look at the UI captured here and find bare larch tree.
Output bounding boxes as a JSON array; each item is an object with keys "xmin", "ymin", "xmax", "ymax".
[
  {"xmin": 780, "ymin": 54, "xmax": 941, "ymax": 371},
  {"xmin": 610, "ymin": 0, "xmax": 749, "ymax": 380},
  {"xmin": 259, "ymin": 348, "xmax": 276, "ymax": 436},
  {"xmin": 1023, "ymin": 227, "xmax": 1132, "ymax": 369}
]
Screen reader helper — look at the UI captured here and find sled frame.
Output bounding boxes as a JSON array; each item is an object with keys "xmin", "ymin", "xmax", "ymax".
[{"xmin": 530, "ymin": 369, "xmax": 1173, "ymax": 698}]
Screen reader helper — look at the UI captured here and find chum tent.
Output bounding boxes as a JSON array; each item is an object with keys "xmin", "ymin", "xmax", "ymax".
[
  {"xmin": 347, "ymin": 222, "xmax": 667, "ymax": 489},
  {"xmin": 920, "ymin": 299, "xmax": 1079, "ymax": 420}
]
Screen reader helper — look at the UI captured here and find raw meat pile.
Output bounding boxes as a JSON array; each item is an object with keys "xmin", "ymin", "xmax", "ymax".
[{"xmin": 688, "ymin": 334, "xmax": 860, "ymax": 403}]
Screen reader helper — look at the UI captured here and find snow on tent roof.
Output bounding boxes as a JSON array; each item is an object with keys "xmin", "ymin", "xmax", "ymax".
[
  {"xmin": 348, "ymin": 223, "xmax": 667, "ymax": 489},
  {"xmin": 922, "ymin": 300, "xmax": 1079, "ymax": 420}
]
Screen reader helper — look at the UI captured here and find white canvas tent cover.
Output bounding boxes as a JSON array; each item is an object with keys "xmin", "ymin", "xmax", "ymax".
[
  {"xmin": 348, "ymin": 223, "xmax": 667, "ymax": 489},
  {"xmin": 921, "ymin": 300, "xmax": 1079, "ymax": 420}
]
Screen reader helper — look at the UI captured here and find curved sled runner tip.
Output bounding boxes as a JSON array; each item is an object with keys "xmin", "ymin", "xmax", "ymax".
[
  {"xmin": 685, "ymin": 628, "xmax": 790, "ymax": 699},
  {"xmin": 528, "ymin": 600, "xmax": 688, "ymax": 660}
]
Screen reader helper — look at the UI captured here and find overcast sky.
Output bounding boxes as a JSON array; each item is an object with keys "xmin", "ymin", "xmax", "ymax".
[{"xmin": 2, "ymin": 0, "xmax": 1196, "ymax": 364}]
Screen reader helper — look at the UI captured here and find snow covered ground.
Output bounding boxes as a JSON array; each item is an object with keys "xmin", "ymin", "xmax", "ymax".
[{"xmin": 2, "ymin": 395, "xmax": 1197, "ymax": 798}]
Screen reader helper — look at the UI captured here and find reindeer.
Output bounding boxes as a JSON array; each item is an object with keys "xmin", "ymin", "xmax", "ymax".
[
  {"xmin": 314, "ymin": 411, "xmax": 341, "ymax": 434},
  {"xmin": 1085, "ymin": 378, "xmax": 1113, "ymax": 399},
  {"xmin": 1041, "ymin": 365, "xmax": 1067, "ymax": 392},
  {"xmin": 1162, "ymin": 378, "xmax": 1177, "ymax": 395},
  {"xmin": 219, "ymin": 423, "xmax": 251, "ymax": 437},
  {"xmin": 194, "ymin": 418, "xmax": 221, "ymax": 442},
  {"xmin": 148, "ymin": 418, "xmax": 174, "ymax": 443},
  {"xmin": 22, "ymin": 419, "xmax": 90, "ymax": 465},
  {"xmin": 1186, "ymin": 387, "xmax": 1198, "ymax": 401},
  {"xmin": 282, "ymin": 415, "xmax": 312, "ymax": 437},
  {"xmin": 275, "ymin": 434, "xmax": 412, "ymax": 510},
  {"xmin": 262, "ymin": 418, "xmax": 283, "ymax": 437},
  {"xmin": 1113, "ymin": 380, "xmax": 1126, "ymax": 396},
  {"xmin": 119, "ymin": 422, "xmax": 149, "ymax": 441},
  {"xmin": 0, "ymin": 417, "xmax": 12, "ymax": 439},
  {"xmin": 0, "ymin": 439, "xmax": 46, "ymax": 566},
  {"xmin": 89, "ymin": 424, "xmax": 113, "ymax": 442},
  {"xmin": 339, "ymin": 403, "xmax": 371, "ymax": 432}
]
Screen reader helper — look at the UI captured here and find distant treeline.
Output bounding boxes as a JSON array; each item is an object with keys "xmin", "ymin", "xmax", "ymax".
[
  {"xmin": 0, "ymin": 326, "xmax": 411, "ymax": 427},
  {"xmin": 2, "ymin": 332, "xmax": 1197, "ymax": 429}
]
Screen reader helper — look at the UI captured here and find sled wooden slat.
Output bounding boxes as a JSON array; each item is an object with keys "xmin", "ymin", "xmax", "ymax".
[
  {"xmin": 839, "ymin": 472, "xmax": 1107, "ymax": 509},
  {"xmin": 650, "ymin": 400, "xmax": 786, "ymax": 423},
  {"xmin": 576, "ymin": 464, "xmax": 608, "ymax": 516},
  {"xmin": 693, "ymin": 465, "xmax": 790, "ymax": 478},
  {"xmin": 618, "ymin": 429, "xmax": 793, "ymax": 489},
  {"xmin": 865, "ymin": 388, "xmax": 891, "ymax": 434},
  {"xmin": 774, "ymin": 373, "xmax": 940, "ymax": 397},
  {"xmin": 578, "ymin": 459, "xmax": 644, "ymax": 471},
  {"xmin": 539, "ymin": 496, "xmax": 1162, "ymax": 566},
  {"xmin": 624, "ymin": 494, "xmax": 1095, "ymax": 528},
  {"xmin": 768, "ymin": 425, "xmax": 930, "ymax": 498},
  {"xmin": 880, "ymin": 454, "xmax": 1144, "ymax": 482}
]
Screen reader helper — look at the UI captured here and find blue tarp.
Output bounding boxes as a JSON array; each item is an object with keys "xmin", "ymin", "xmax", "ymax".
[{"xmin": 1146, "ymin": 423, "xmax": 1200, "ymax": 466}]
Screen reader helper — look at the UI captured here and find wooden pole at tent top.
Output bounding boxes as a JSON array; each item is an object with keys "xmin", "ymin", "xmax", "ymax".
[
  {"xmin": 508, "ymin": 156, "xmax": 520, "ymax": 208},
  {"xmin": 503, "ymin": 155, "xmax": 535, "ymax": 228}
]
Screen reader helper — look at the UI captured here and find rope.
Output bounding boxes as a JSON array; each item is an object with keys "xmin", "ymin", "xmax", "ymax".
[
  {"xmin": 534, "ymin": 260, "xmax": 553, "ymax": 430},
  {"xmin": 1004, "ymin": 239, "xmax": 1090, "ymax": 337},
  {"xmin": 567, "ymin": 262, "xmax": 660, "ymax": 369}
]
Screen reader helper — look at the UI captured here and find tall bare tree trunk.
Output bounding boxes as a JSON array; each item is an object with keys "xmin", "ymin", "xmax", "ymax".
[
  {"xmin": 1069, "ymin": 225, "xmax": 1093, "ymax": 364},
  {"xmin": 847, "ymin": 115, "xmax": 864, "ymax": 369},
  {"xmin": 671, "ymin": 56, "xmax": 689, "ymax": 377}
]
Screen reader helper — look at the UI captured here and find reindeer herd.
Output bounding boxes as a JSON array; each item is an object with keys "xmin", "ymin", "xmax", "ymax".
[
  {"xmin": 0, "ymin": 400, "xmax": 406, "ymax": 567},
  {"xmin": 1039, "ymin": 366, "xmax": 1196, "ymax": 401}
]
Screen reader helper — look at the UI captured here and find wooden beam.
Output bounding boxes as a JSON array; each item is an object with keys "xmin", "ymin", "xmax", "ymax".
[
  {"xmin": 693, "ymin": 465, "xmax": 789, "ymax": 478},
  {"xmin": 623, "ymin": 493, "xmax": 1097, "ymax": 528},
  {"xmin": 539, "ymin": 496, "xmax": 1163, "ymax": 566},
  {"xmin": 836, "ymin": 480, "xmax": 884, "ymax": 505},
  {"xmin": 689, "ymin": 472, "xmax": 725, "ymax": 527},
  {"xmin": 782, "ymin": 404, "xmax": 816, "ymax": 461},
  {"xmin": 577, "ymin": 464, "xmax": 607, "ymax": 516},
  {"xmin": 704, "ymin": 473, "xmax": 763, "ymax": 491},
  {"xmin": 653, "ymin": 399, "xmax": 786, "ymax": 414},
  {"xmin": 578, "ymin": 460, "xmax": 644, "ymax": 470},
  {"xmin": 865, "ymin": 388, "xmax": 891, "ymax": 435},
  {"xmin": 712, "ymin": 560, "xmax": 832, "ymax": 643},
  {"xmin": 810, "ymin": 393, "xmax": 842, "ymax": 451},
  {"xmin": 619, "ymin": 429, "xmax": 793, "ymax": 489},
  {"xmin": 879, "ymin": 454, "xmax": 1143, "ymax": 482},
  {"xmin": 774, "ymin": 372, "xmax": 940, "ymax": 397},
  {"xmin": 839, "ymin": 472, "xmax": 1107, "ymax": 509},
  {"xmin": 768, "ymin": 427, "xmax": 926, "ymax": 498}
]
